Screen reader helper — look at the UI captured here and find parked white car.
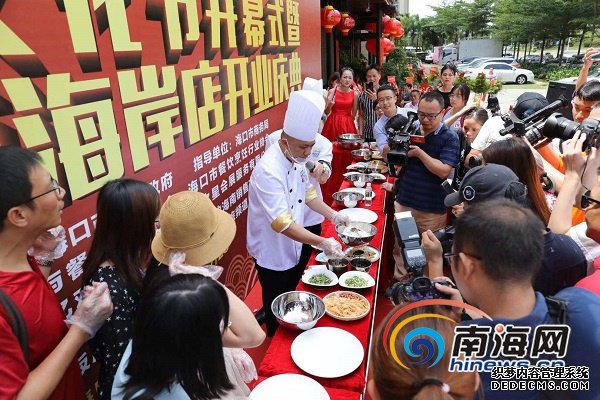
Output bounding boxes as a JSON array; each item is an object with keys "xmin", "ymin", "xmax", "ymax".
[{"xmin": 464, "ymin": 62, "xmax": 535, "ymax": 84}]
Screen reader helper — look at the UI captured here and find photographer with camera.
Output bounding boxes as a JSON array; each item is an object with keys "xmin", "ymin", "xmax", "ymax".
[
  {"xmin": 442, "ymin": 163, "xmax": 587, "ymax": 296},
  {"xmin": 373, "ymin": 85, "xmax": 415, "ymax": 158},
  {"xmin": 432, "ymin": 199, "xmax": 600, "ymax": 400},
  {"xmin": 387, "ymin": 91, "xmax": 460, "ymax": 287}
]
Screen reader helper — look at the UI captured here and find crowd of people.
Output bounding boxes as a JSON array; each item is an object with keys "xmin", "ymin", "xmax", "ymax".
[{"xmin": 2, "ymin": 49, "xmax": 600, "ymax": 399}]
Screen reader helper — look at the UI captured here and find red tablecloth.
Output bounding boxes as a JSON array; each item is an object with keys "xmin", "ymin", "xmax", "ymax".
[
  {"xmin": 321, "ymin": 142, "xmax": 354, "ymax": 206},
  {"xmin": 257, "ymin": 179, "xmax": 389, "ymax": 394},
  {"xmin": 250, "ymin": 376, "xmax": 361, "ymax": 400}
]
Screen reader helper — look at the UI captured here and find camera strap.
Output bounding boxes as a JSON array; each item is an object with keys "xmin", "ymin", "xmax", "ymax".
[{"xmin": 0, "ymin": 288, "xmax": 29, "ymax": 363}]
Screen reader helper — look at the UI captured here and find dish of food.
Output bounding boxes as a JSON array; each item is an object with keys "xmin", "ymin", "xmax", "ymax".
[
  {"xmin": 323, "ymin": 291, "xmax": 370, "ymax": 321},
  {"xmin": 290, "ymin": 327, "xmax": 364, "ymax": 378},
  {"xmin": 301, "ymin": 267, "xmax": 338, "ymax": 288},
  {"xmin": 344, "ymin": 245, "xmax": 381, "ymax": 262},
  {"xmin": 338, "ymin": 271, "xmax": 375, "ymax": 290},
  {"xmin": 371, "ymin": 151, "xmax": 384, "ymax": 160}
]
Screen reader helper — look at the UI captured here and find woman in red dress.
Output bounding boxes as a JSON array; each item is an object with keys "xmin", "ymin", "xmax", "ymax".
[{"xmin": 322, "ymin": 67, "xmax": 359, "ymax": 142}]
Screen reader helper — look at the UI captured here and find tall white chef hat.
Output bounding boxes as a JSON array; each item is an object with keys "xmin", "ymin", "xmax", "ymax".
[
  {"xmin": 302, "ymin": 77, "xmax": 324, "ymax": 95},
  {"xmin": 283, "ymin": 90, "xmax": 325, "ymax": 142}
]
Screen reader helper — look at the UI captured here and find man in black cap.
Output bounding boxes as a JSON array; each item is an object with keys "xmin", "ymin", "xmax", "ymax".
[
  {"xmin": 440, "ymin": 163, "xmax": 587, "ymax": 295},
  {"xmin": 466, "ymin": 92, "xmax": 549, "ymax": 165}
]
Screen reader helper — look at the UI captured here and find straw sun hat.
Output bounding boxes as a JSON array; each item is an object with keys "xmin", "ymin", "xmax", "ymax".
[{"xmin": 151, "ymin": 191, "xmax": 236, "ymax": 266}]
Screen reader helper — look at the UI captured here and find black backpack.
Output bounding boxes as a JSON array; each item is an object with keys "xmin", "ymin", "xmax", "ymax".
[{"xmin": 0, "ymin": 288, "xmax": 29, "ymax": 363}]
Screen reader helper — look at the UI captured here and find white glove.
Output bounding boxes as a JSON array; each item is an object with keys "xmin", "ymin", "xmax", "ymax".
[
  {"xmin": 230, "ymin": 348, "xmax": 258, "ymax": 383},
  {"xmin": 167, "ymin": 251, "xmax": 224, "ymax": 279},
  {"xmin": 329, "ymin": 211, "xmax": 350, "ymax": 226},
  {"xmin": 28, "ymin": 226, "xmax": 68, "ymax": 265},
  {"xmin": 315, "ymin": 238, "xmax": 344, "ymax": 258},
  {"xmin": 67, "ymin": 281, "xmax": 113, "ymax": 337}
]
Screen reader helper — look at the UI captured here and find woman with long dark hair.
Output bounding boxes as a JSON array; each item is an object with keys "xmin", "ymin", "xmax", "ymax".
[
  {"xmin": 483, "ymin": 138, "xmax": 551, "ymax": 225},
  {"xmin": 112, "ymin": 274, "xmax": 240, "ymax": 400},
  {"xmin": 435, "ymin": 63, "xmax": 458, "ymax": 110},
  {"xmin": 442, "ymin": 83, "xmax": 471, "ymax": 131},
  {"xmin": 321, "ymin": 67, "xmax": 359, "ymax": 142},
  {"xmin": 81, "ymin": 179, "xmax": 160, "ymax": 399}
]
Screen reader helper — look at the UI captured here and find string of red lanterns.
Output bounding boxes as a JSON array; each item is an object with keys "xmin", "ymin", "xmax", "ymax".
[{"xmin": 321, "ymin": 6, "xmax": 404, "ymax": 56}]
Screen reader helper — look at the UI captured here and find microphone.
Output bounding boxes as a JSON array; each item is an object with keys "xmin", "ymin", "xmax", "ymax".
[{"xmin": 306, "ymin": 160, "xmax": 316, "ymax": 172}]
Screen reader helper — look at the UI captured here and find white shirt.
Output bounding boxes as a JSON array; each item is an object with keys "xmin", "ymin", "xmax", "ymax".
[
  {"xmin": 265, "ymin": 130, "xmax": 333, "ymax": 227},
  {"xmin": 247, "ymin": 142, "xmax": 315, "ymax": 270},
  {"xmin": 470, "ymin": 115, "xmax": 509, "ymax": 150},
  {"xmin": 404, "ymin": 102, "xmax": 418, "ymax": 111}
]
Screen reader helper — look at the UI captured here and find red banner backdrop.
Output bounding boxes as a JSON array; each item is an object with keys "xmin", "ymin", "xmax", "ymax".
[{"xmin": 0, "ymin": 0, "xmax": 321, "ymax": 396}]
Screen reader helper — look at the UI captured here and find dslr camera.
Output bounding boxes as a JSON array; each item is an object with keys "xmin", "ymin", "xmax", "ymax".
[
  {"xmin": 384, "ymin": 112, "xmax": 421, "ymax": 177},
  {"xmin": 387, "ymin": 214, "xmax": 452, "ymax": 304},
  {"xmin": 524, "ymin": 114, "xmax": 600, "ymax": 151}
]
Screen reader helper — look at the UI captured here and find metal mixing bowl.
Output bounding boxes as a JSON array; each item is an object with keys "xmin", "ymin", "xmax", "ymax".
[
  {"xmin": 345, "ymin": 173, "xmax": 375, "ymax": 185},
  {"xmin": 326, "ymin": 257, "xmax": 350, "ymax": 276},
  {"xmin": 337, "ymin": 134, "xmax": 364, "ymax": 149},
  {"xmin": 350, "ymin": 257, "xmax": 372, "ymax": 273},
  {"xmin": 332, "ymin": 191, "xmax": 364, "ymax": 208},
  {"xmin": 271, "ymin": 291, "xmax": 325, "ymax": 331},
  {"xmin": 335, "ymin": 222, "xmax": 377, "ymax": 246},
  {"xmin": 351, "ymin": 149, "xmax": 372, "ymax": 161}
]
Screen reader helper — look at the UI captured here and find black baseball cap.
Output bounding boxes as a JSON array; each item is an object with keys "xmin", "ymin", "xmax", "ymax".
[
  {"xmin": 444, "ymin": 164, "xmax": 524, "ymax": 207},
  {"xmin": 511, "ymin": 92, "xmax": 549, "ymax": 120}
]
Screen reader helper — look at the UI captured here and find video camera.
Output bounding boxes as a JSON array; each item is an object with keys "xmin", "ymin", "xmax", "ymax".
[
  {"xmin": 384, "ymin": 112, "xmax": 421, "ymax": 177},
  {"xmin": 496, "ymin": 96, "xmax": 598, "ymax": 148},
  {"xmin": 387, "ymin": 213, "xmax": 451, "ymax": 304}
]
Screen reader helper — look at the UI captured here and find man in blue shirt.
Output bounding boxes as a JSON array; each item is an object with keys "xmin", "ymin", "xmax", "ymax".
[
  {"xmin": 436, "ymin": 199, "xmax": 600, "ymax": 400},
  {"xmin": 389, "ymin": 91, "xmax": 459, "ymax": 283},
  {"xmin": 373, "ymin": 85, "xmax": 414, "ymax": 157}
]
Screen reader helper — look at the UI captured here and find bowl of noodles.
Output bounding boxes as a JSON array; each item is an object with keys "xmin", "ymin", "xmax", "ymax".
[{"xmin": 323, "ymin": 291, "xmax": 370, "ymax": 321}]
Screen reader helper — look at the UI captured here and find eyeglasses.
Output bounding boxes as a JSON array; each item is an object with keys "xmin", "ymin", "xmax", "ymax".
[
  {"xmin": 417, "ymin": 110, "xmax": 443, "ymax": 120},
  {"xmin": 571, "ymin": 99, "xmax": 593, "ymax": 113},
  {"xmin": 443, "ymin": 251, "xmax": 482, "ymax": 266},
  {"xmin": 24, "ymin": 178, "xmax": 61, "ymax": 203},
  {"xmin": 377, "ymin": 96, "xmax": 396, "ymax": 104},
  {"xmin": 582, "ymin": 192, "xmax": 600, "ymax": 209}
]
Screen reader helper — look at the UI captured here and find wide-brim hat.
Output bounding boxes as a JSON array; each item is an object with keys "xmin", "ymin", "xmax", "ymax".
[{"xmin": 152, "ymin": 191, "xmax": 236, "ymax": 266}]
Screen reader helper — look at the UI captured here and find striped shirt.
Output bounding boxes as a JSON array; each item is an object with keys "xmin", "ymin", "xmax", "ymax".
[{"xmin": 358, "ymin": 91, "xmax": 377, "ymax": 141}]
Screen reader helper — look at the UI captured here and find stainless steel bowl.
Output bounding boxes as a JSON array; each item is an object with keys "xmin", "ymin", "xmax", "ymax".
[
  {"xmin": 350, "ymin": 257, "xmax": 372, "ymax": 273},
  {"xmin": 335, "ymin": 222, "xmax": 377, "ymax": 246},
  {"xmin": 332, "ymin": 191, "xmax": 364, "ymax": 208},
  {"xmin": 351, "ymin": 149, "xmax": 372, "ymax": 161},
  {"xmin": 326, "ymin": 257, "xmax": 350, "ymax": 276},
  {"xmin": 337, "ymin": 134, "xmax": 364, "ymax": 150},
  {"xmin": 271, "ymin": 291, "xmax": 325, "ymax": 331},
  {"xmin": 345, "ymin": 173, "xmax": 375, "ymax": 185}
]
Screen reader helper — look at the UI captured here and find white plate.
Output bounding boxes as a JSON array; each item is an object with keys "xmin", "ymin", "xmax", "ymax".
[
  {"xmin": 302, "ymin": 267, "xmax": 338, "ymax": 288},
  {"xmin": 369, "ymin": 172, "xmax": 386, "ymax": 181},
  {"xmin": 291, "ymin": 327, "xmax": 364, "ymax": 378},
  {"xmin": 338, "ymin": 270, "xmax": 375, "ymax": 289},
  {"xmin": 323, "ymin": 291, "xmax": 371, "ymax": 321},
  {"xmin": 340, "ymin": 187, "xmax": 376, "ymax": 199},
  {"xmin": 250, "ymin": 374, "xmax": 330, "ymax": 400},
  {"xmin": 338, "ymin": 208, "xmax": 378, "ymax": 224},
  {"xmin": 315, "ymin": 252, "xmax": 328, "ymax": 263}
]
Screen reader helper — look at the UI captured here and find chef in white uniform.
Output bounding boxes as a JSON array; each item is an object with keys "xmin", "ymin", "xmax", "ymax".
[
  {"xmin": 247, "ymin": 89, "xmax": 347, "ymax": 336},
  {"xmin": 265, "ymin": 78, "xmax": 334, "ymax": 273}
]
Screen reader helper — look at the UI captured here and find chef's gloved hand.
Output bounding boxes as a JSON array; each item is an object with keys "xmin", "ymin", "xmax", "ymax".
[
  {"xmin": 316, "ymin": 237, "xmax": 344, "ymax": 258},
  {"xmin": 28, "ymin": 225, "xmax": 68, "ymax": 266},
  {"xmin": 329, "ymin": 211, "xmax": 350, "ymax": 226},
  {"xmin": 66, "ymin": 281, "xmax": 113, "ymax": 338},
  {"xmin": 230, "ymin": 348, "xmax": 258, "ymax": 383}
]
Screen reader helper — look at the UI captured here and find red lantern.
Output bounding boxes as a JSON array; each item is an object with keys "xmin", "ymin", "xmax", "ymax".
[
  {"xmin": 389, "ymin": 18, "xmax": 401, "ymax": 37},
  {"xmin": 383, "ymin": 17, "xmax": 395, "ymax": 37},
  {"xmin": 395, "ymin": 24, "xmax": 405, "ymax": 39},
  {"xmin": 382, "ymin": 37, "xmax": 395, "ymax": 55},
  {"xmin": 365, "ymin": 22, "xmax": 377, "ymax": 33},
  {"xmin": 366, "ymin": 37, "xmax": 396, "ymax": 56},
  {"xmin": 338, "ymin": 12, "xmax": 355, "ymax": 36},
  {"xmin": 321, "ymin": 5, "xmax": 341, "ymax": 33}
]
